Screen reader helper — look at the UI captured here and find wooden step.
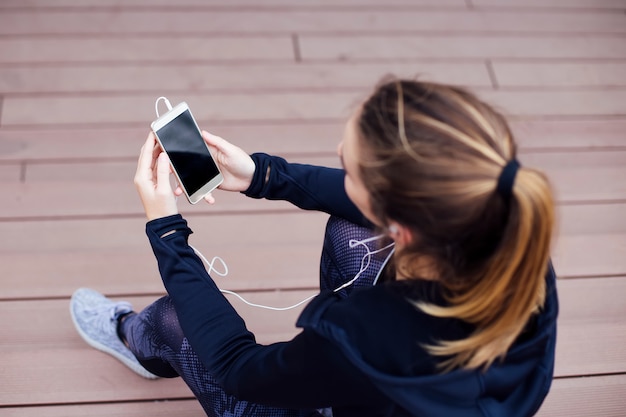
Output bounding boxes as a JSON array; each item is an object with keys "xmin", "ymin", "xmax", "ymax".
[
  {"xmin": 0, "ymin": 200, "xmax": 624, "ymax": 299},
  {"xmin": 3, "ymin": 89, "xmax": 626, "ymax": 128},
  {"xmin": 1, "ymin": 9, "xmax": 624, "ymax": 37},
  {"xmin": 3, "ymin": 374, "xmax": 624, "ymax": 416},
  {"xmin": 0, "ymin": 400, "xmax": 204, "ymax": 417},
  {"xmin": 0, "ymin": 291, "xmax": 309, "ymax": 406},
  {"xmin": 1, "ymin": 119, "xmax": 624, "ymax": 162},
  {"xmin": 0, "ymin": 150, "xmax": 624, "ymax": 219},
  {"xmin": 536, "ymin": 374, "xmax": 626, "ymax": 417},
  {"xmin": 1, "ymin": 277, "xmax": 624, "ymax": 407},
  {"xmin": 0, "ymin": 62, "xmax": 491, "ymax": 95}
]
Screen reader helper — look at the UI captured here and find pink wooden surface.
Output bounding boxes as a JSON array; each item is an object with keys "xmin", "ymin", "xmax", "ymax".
[
  {"xmin": 0, "ymin": 0, "xmax": 467, "ymax": 8},
  {"xmin": 2, "ymin": 89, "xmax": 626, "ymax": 127},
  {"xmin": 2, "ymin": 119, "xmax": 624, "ymax": 162},
  {"xmin": 299, "ymin": 35, "xmax": 626, "ymax": 60},
  {"xmin": 1, "ymin": 9, "xmax": 625, "ymax": 35},
  {"xmin": 0, "ymin": 62, "xmax": 492, "ymax": 94},
  {"xmin": 1, "ymin": 1, "xmax": 624, "ymax": 415}
]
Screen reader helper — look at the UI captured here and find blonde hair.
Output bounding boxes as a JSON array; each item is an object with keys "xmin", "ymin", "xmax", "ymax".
[{"xmin": 356, "ymin": 79, "xmax": 554, "ymax": 370}]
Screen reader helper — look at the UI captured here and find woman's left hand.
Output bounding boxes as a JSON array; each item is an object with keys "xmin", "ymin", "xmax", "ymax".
[{"xmin": 134, "ymin": 132, "xmax": 178, "ymax": 221}]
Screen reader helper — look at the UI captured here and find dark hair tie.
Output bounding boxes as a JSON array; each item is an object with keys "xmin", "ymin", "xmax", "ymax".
[{"xmin": 497, "ymin": 159, "xmax": 520, "ymax": 200}]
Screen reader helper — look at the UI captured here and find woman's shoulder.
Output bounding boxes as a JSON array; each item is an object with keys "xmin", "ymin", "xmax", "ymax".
[{"xmin": 315, "ymin": 281, "xmax": 474, "ymax": 375}]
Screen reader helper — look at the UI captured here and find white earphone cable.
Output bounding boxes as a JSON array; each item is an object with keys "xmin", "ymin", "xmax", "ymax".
[
  {"xmin": 189, "ymin": 236, "xmax": 394, "ymax": 311},
  {"xmin": 155, "ymin": 96, "xmax": 173, "ymax": 118}
]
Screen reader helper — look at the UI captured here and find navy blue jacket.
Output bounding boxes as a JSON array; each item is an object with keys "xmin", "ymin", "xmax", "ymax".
[{"xmin": 146, "ymin": 153, "xmax": 558, "ymax": 416}]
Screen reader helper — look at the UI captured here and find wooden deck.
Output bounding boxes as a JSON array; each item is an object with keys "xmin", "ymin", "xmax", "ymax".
[{"xmin": 1, "ymin": 1, "xmax": 625, "ymax": 415}]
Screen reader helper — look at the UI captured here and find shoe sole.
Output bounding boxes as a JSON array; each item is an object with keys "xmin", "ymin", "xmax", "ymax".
[{"xmin": 70, "ymin": 293, "xmax": 159, "ymax": 380}]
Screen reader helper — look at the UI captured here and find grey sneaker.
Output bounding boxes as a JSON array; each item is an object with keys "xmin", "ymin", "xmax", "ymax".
[{"xmin": 70, "ymin": 288, "xmax": 158, "ymax": 379}]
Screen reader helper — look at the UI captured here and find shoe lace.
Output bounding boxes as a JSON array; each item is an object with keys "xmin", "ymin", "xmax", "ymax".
[{"xmin": 85, "ymin": 301, "xmax": 133, "ymax": 330}]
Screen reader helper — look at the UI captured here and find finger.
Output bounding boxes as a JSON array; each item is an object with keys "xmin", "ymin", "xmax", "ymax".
[
  {"xmin": 202, "ymin": 130, "xmax": 230, "ymax": 150},
  {"xmin": 152, "ymin": 140, "xmax": 161, "ymax": 162},
  {"xmin": 156, "ymin": 152, "xmax": 173, "ymax": 192},
  {"xmin": 174, "ymin": 186, "xmax": 184, "ymax": 196},
  {"xmin": 152, "ymin": 145, "xmax": 162, "ymax": 179},
  {"xmin": 136, "ymin": 133, "xmax": 157, "ymax": 181},
  {"xmin": 204, "ymin": 192, "xmax": 216, "ymax": 205}
]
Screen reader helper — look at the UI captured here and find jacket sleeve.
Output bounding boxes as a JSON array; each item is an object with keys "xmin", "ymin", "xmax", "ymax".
[
  {"xmin": 243, "ymin": 153, "xmax": 371, "ymax": 227},
  {"xmin": 146, "ymin": 214, "xmax": 383, "ymax": 409}
]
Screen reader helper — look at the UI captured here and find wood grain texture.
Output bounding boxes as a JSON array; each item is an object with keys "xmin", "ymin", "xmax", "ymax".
[
  {"xmin": 0, "ymin": 291, "xmax": 307, "ymax": 406},
  {"xmin": 473, "ymin": 0, "xmax": 626, "ymax": 10},
  {"xmin": 0, "ymin": 151, "xmax": 622, "ymax": 220},
  {"xmin": 0, "ymin": 203, "xmax": 623, "ymax": 301},
  {"xmin": 0, "ymin": 400, "xmax": 204, "ymax": 417},
  {"xmin": 536, "ymin": 374, "xmax": 626, "ymax": 417},
  {"xmin": 2, "ymin": 0, "xmax": 624, "ymax": 414},
  {"xmin": 0, "ymin": 62, "xmax": 491, "ymax": 94},
  {"xmin": 299, "ymin": 35, "xmax": 626, "ymax": 60},
  {"xmin": 2, "ymin": 89, "xmax": 626, "ymax": 127},
  {"xmin": 1, "ymin": 278, "xmax": 624, "ymax": 405},
  {"xmin": 491, "ymin": 62, "xmax": 626, "ymax": 87},
  {"xmin": 0, "ymin": 37, "xmax": 294, "ymax": 65},
  {"xmin": 1, "ymin": 119, "xmax": 624, "ymax": 162},
  {"xmin": 1, "ymin": 10, "xmax": 624, "ymax": 35},
  {"xmin": 0, "ymin": 0, "xmax": 468, "ymax": 9}
]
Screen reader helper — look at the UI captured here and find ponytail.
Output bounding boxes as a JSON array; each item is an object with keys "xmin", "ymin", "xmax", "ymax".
[
  {"xmin": 418, "ymin": 167, "xmax": 554, "ymax": 370},
  {"xmin": 357, "ymin": 79, "xmax": 556, "ymax": 371}
]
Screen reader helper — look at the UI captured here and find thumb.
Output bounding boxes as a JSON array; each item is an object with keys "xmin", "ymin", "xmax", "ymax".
[{"xmin": 202, "ymin": 130, "xmax": 230, "ymax": 151}]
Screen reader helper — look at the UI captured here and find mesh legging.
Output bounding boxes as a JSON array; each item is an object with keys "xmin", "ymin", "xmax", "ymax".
[{"xmin": 120, "ymin": 216, "xmax": 393, "ymax": 417}]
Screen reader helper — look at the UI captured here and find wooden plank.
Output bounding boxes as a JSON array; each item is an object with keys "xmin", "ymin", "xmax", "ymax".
[
  {"xmin": 0, "ymin": 163, "xmax": 20, "ymax": 181},
  {"xmin": 0, "ymin": 291, "xmax": 309, "ymax": 406},
  {"xmin": 492, "ymin": 62, "xmax": 626, "ymax": 87},
  {"xmin": 299, "ymin": 35, "xmax": 626, "ymax": 60},
  {"xmin": 554, "ymin": 277, "xmax": 626, "ymax": 377},
  {"xmin": 1, "ymin": 278, "xmax": 624, "ymax": 405},
  {"xmin": 536, "ymin": 374, "xmax": 626, "ymax": 417},
  {"xmin": 0, "ymin": 212, "xmax": 328, "ymax": 299},
  {"xmin": 0, "ymin": 92, "xmax": 356, "ymax": 127},
  {"xmin": 473, "ymin": 0, "xmax": 626, "ymax": 10},
  {"xmin": 0, "ymin": 201, "xmax": 623, "ymax": 300},
  {"xmin": 0, "ymin": 37, "xmax": 293, "ymax": 65},
  {"xmin": 0, "ymin": 62, "xmax": 491, "ymax": 95},
  {"xmin": 0, "ymin": 292, "xmax": 307, "ymax": 350},
  {"xmin": 1, "ymin": 10, "xmax": 625, "ymax": 36},
  {"xmin": 0, "ymin": 124, "xmax": 344, "ymax": 161},
  {"xmin": 4, "ymin": 347, "xmax": 197, "ymax": 406},
  {"xmin": 510, "ymin": 118, "xmax": 626, "ymax": 150},
  {"xmin": 558, "ymin": 203, "xmax": 626, "ymax": 236},
  {"xmin": 519, "ymin": 150, "xmax": 626, "ymax": 203},
  {"xmin": 552, "ymin": 234, "xmax": 626, "ymax": 278},
  {"xmin": 4, "ymin": 375, "xmax": 626, "ymax": 416},
  {"xmin": 481, "ymin": 89, "xmax": 626, "ymax": 117},
  {"xmin": 3, "ymin": 89, "xmax": 626, "ymax": 127},
  {"xmin": 0, "ymin": 175, "xmax": 296, "ymax": 218},
  {"xmin": 1, "ymin": 348, "xmax": 193, "ymax": 406},
  {"xmin": 1, "ymin": 0, "xmax": 623, "ymax": 12},
  {"xmin": 1, "ymin": 400, "xmax": 204, "ymax": 417},
  {"xmin": 0, "ymin": 150, "xmax": 623, "ymax": 220},
  {"xmin": 1, "ymin": 119, "xmax": 624, "ymax": 162},
  {"xmin": 0, "ymin": 0, "xmax": 467, "ymax": 9},
  {"xmin": 23, "ymin": 150, "xmax": 626, "ymax": 203},
  {"xmin": 552, "ymin": 203, "xmax": 626, "ymax": 279}
]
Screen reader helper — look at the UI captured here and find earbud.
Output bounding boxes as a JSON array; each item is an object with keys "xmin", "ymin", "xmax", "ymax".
[{"xmin": 388, "ymin": 224, "xmax": 399, "ymax": 235}]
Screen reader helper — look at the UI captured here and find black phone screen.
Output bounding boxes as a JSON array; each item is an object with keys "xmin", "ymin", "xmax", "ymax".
[{"xmin": 155, "ymin": 110, "xmax": 220, "ymax": 196}]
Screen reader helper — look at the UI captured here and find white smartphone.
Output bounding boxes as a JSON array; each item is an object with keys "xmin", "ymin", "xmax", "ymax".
[{"xmin": 151, "ymin": 102, "xmax": 223, "ymax": 204}]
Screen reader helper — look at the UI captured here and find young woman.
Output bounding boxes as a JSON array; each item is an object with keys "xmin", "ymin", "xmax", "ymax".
[{"xmin": 71, "ymin": 79, "xmax": 558, "ymax": 417}]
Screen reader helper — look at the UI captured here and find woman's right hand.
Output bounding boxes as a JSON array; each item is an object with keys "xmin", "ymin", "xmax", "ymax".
[{"xmin": 174, "ymin": 131, "xmax": 256, "ymax": 204}]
